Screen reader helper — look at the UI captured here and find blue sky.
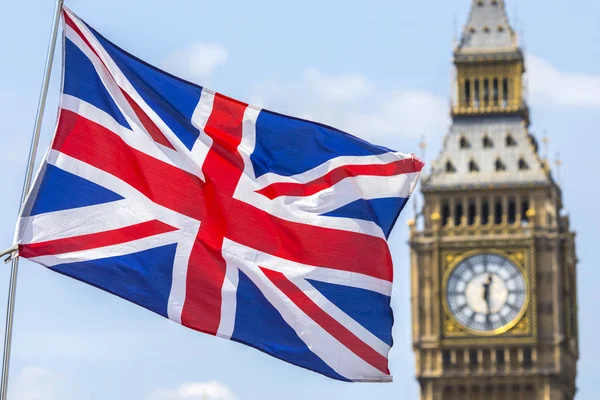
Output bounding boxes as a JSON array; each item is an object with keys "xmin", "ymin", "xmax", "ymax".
[{"xmin": 0, "ymin": 0, "xmax": 599, "ymax": 398}]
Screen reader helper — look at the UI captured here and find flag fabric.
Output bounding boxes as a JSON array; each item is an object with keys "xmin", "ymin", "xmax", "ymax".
[{"xmin": 16, "ymin": 6, "xmax": 423, "ymax": 382}]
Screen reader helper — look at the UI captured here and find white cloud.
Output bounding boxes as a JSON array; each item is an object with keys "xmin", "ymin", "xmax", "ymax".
[
  {"xmin": 161, "ymin": 43, "xmax": 228, "ymax": 84},
  {"xmin": 251, "ymin": 69, "xmax": 448, "ymax": 150},
  {"xmin": 303, "ymin": 68, "xmax": 372, "ymax": 103},
  {"xmin": 10, "ymin": 367, "xmax": 65, "ymax": 400},
  {"xmin": 149, "ymin": 381, "xmax": 236, "ymax": 400},
  {"xmin": 528, "ymin": 54, "xmax": 600, "ymax": 108}
]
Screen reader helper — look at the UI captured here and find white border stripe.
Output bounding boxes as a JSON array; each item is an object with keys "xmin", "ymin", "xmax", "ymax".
[
  {"xmin": 30, "ymin": 229, "xmax": 181, "ymax": 267},
  {"xmin": 61, "ymin": 94, "xmax": 198, "ymax": 176},
  {"xmin": 189, "ymin": 90, "xmax": 215, "ymax": 180},
  {"xmin": 223, "ymin": 238, "xmax": 392, "ymax": 296},
  {"xmin": 19, "ymin": 199, "xmax": 145, "ymax": 244},
  {"xmin": 291, "ymin": 277, "xmax": 390, "ymax": 357},
  {"xmin": 216, "ymin": 259, "xmax": 239, "ymax": 339},
  {"xmin": 167, "ymin": 220, "xmax": 199, "ymax": 324},
  {"xmin": 253, "ymin": 151, "xmax": 415, "ymax": 188},
  {"xmin": 222, "ymin": 241, "xmax": 390, "ymax": 382},
  {"xmin": 64, "ymin": 11, "xmax": 206, "ymax": 179}
]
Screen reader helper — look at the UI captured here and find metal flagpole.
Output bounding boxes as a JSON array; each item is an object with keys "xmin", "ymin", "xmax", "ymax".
[{"xmin": 0, "ymin": 0, "xmax": 64, "ymax": 398}]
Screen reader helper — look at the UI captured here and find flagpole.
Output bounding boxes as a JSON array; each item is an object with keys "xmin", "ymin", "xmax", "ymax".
[{"xmin": 0, "ymin": 0, "xmax": 63, "ymax": 398}]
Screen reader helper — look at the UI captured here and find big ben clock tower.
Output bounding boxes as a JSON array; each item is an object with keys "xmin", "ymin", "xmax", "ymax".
[{"xmin": 409, "ymin": 1, "xmax": 579, "ymax": 399}]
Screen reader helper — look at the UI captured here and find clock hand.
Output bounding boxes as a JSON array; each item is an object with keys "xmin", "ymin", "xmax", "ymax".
[{"xmin": 483, "ymin": 274, "xmax": 493, "ymax": 314}]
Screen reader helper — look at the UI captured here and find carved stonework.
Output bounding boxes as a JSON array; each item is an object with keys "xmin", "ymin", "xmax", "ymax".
[{"xmin": 408, "ymin": 1, "xmax": 578, "ymax": 399}]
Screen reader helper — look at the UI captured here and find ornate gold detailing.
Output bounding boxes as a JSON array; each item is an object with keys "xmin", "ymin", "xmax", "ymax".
[
  {"xmin": 508, "ymin": 251, "xmax": 525, "ymax": 265},
  {"xmin": 407, "ymin": 219, "xmax": 416, "ymax": 227},
  {"xmin": 512, "ymin": 316, "xmax": 529, "ymax": 334},
  {"xmin": 431, "ymin": 212, "xmax": 441, "ymax": 222},
  {"xmin": 445, "ymin": 254, "xmax": 456, "ymax": 264},
  {"xmin": 445, "ymin": 318, "xmax": 462, "ymax": 334},
  {"xmin": 526, "ymin": 208, "xmax": 536, "ymax": 218}
]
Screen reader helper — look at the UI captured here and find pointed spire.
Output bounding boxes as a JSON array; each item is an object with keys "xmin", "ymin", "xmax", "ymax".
[
  {"xmin": 555, "ymin": 152, "xmax": 563, "ymax": 185},
  {"xmin": 457, "ymin": 0, "xmax": 517, "ymax": 53}
]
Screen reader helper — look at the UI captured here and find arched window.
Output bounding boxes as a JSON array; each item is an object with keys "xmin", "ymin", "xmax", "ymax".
[
  {"xmin": 468, "ymin": 199, "xmax": 476, "ymax": 225},
  {"xmin": 493, "ymin": 78, "xmax": 499, "ymax": 106},
  {"xmin": 508, "ymin": 197, "xmax": 517, "ymax": 224},
  {"xmin": 494, "ymin": 199, "xmax": 503, "ymax": 224},
  {"xmin": 481, "ymin": 198, "xmax": 490, "ymax": 224},
  {"xmin": 518, "ymin": 158, "xmax": 529, "ymax": 170},
  {"xmin": 523, "ymin": 348, "xmax": 533, "ymax": 369},
  {"xmin": 474, "ymin": 79, "xmax": 480, "ymax": 107},
  {"xmin": 441, "ymin": 201, "xmax": 450, "ymax": 226},
  {"xmin": 443, "ymin": 352, "xmax": 452, "ymax": 368},
  {"xmin": 455, "ymin": 202, "xmax": 463, "ymax": 226},
  {"xmin": 469, "ymin": 350, "xmax": 478, "ymax": 367},
  {"xmin": 521, "ymin": 197, "xmax": 530, "ymax": 223},
  {"xmin": 495, "ymin": 158, "xmax": 506, "ymax": 171},
  {"xmin": 506, "ymin": 133, "xmax": 517, "ymax": 146},
  {"xmin": 465, "ymin": 80, "xmax": 471, "ymax": 106},
  {"xmin": 496, "ymin": 349, "xmax": 505, "ymax": 365},
  {"xmin": 483, "ymin": 135, "xmax": 494, "ymax": 148},
  {"xmin": 460, "ymin": 136, "xmax": 471, "ymax": 149},
  {"xmin": 469, "ymin": 160, "xmax": 480, "ymax": 172},
  {"xmin": 484, "ymin": 79, "xmax": 490, "ymax": 106},
  {"xmin": 446, "ymin": 160, "xmax": 457, "ymax": 173},
  {"xmin": 502, "ymin": 78, "xmax": 509, "ymax": 107}
]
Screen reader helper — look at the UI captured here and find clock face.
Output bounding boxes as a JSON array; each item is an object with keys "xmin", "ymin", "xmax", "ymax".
[{"xmin": 446, "ymin": 253, "xmax": 527, "ymax": 334}]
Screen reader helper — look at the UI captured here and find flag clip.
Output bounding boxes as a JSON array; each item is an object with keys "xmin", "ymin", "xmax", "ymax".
[{"xmin": 0, "ymin": 245, "xmax": 18, "ymax": 264}]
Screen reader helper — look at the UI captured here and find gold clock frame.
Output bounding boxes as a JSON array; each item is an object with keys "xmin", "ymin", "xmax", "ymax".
[{"xmin": 441, "ymin": 249, "xmax": 530, "ymax": 337}]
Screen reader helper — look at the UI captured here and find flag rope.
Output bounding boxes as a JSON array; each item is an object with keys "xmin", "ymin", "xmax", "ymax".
[{"xmin": 0, "ymin": 0, "xmax": 64, "ymax": 398}]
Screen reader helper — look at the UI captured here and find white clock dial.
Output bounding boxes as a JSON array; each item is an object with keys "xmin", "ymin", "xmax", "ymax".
[{"xmin": 446, "ymin": 253, "xmax": 527, "ymax": 333}]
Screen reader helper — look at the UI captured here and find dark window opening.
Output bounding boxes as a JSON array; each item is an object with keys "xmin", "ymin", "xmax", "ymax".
[
  {"xmin": 502, "ymin": 78, "xmax": 509, "ymax": 107},
  {"xmin": 493, "ymin": 78, "xmax": 499, "ymax": 106},
  {"xmin": 508, "ymin": 198, "xmax": 517, "ymax": 224},
  {"xmin": 469, "ymin": 160, "xmax": 480, "ymax": 172},
  {"xmin": 446, "ymin": 160, "xmax": 456, "ymax": 173},
  {"xmin": 474, "ymin": 79, "xmax": 480, "ymax": 107},
  {"xmin": 495, "ymin": 158, "xmax": 506, "ymax": 171},
  {"xmin": 443, "ymin": 351, "xmax": 452, "ymax": 367},
  {"xmin": 441, "ymin": 201, "xmax": 450, "ymax": 226},
  {"xmin": 484, "ymin": 79, "xmax": 490, "ymax": 106},
  {"xmin": 523, "ymin": 348, "xmax": 533, "ymax": 369},
  {"xmin": 469, "ymin": 350, "xmax": 478, "ymax": 367},
  {"xmin": 483, "ymin": 136, "xmax": 494, "ymax": 148},
  {"xmin": 460, "ymin": 136, "xmax": 471, "ymax": 149},
  {"xmin": 455, "ymin": 202, "xmax": 463, "ymax": 226},
  {"xmin": 518, "ymin": 158, "xmax": 529, "ymax": 170},
  {"xmin": 481, "ymin": 198, "xmax": 490, "ymax": 224},
  {"xmin": 506, "ymin": 134, "xmax": 517, "ymax": 146},
  {"xmin": 465, "ymin": 80, "xmax": 471, "ymax": 106},
  {"xmin": 521, "ymin": 198, "xmax": 530, "ymax": 223},
  {"xmin": 468, "ymin": 199, "xmax": 476, "ymax": 225},
  {"xmin": 496, "ymin": 349, "xmax": 505, "ymax": 364},
  {"xmin": 494, "ymin": 199, "xmax": 503, "ymax": 224}
]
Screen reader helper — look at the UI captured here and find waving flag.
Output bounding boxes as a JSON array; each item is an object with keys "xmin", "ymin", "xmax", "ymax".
[{"xmin": 16, "ymin": 7, "xmax": 423, "ymax": 382}]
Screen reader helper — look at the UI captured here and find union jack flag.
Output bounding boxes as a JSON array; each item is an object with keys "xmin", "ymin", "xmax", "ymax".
[{"xmin": 16, "ymin": 7, "xmax": 423, "ymax": 382}]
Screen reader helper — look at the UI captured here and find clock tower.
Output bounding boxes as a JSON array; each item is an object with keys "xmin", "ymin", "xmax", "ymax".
[{"xmin": 408, "ymin": 1, "xmax": 579, "ymax": 399}]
